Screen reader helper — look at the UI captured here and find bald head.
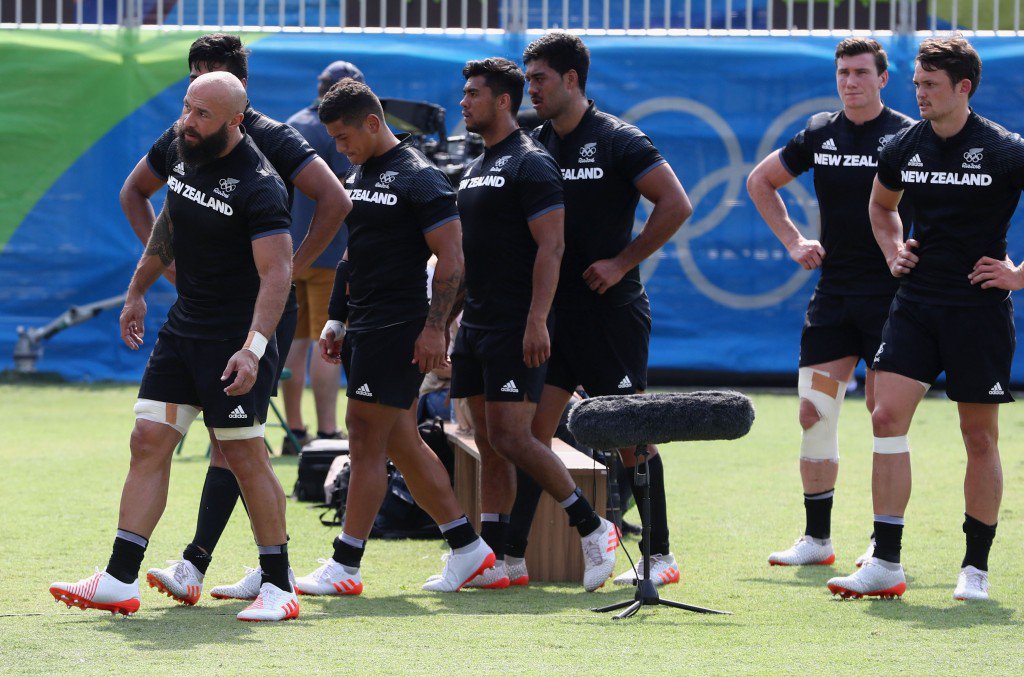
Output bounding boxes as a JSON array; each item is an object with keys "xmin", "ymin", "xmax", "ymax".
[
  {"xmin": 188, "ymin": 71, "xmax": 248, "ymax": 116},
  {"xmin": 178, "ymin": 71, "xmax": 247, "ymax": 164}
]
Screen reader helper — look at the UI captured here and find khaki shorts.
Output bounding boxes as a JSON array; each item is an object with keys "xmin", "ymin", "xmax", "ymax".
[{"xmin": 294, "ymin": 267, "xmax": 337, "ymax": 340}]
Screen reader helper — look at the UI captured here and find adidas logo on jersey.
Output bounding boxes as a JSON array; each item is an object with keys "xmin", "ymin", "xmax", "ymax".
[
  {"xmin": 355, "ymin": 383, "xmax": 373, "ymax": 397},
  {"xmin": 500, "ymin": 380, "xmax": 519, "ymax": 394},
  {"xmin": 821, "ymin": 138, "xmax": 838, "ymax": 151},
  {"xmin": 173, "ymin": 162, "xmax": 186, "ymax": 175},
  {"xmin": 228, "ymin": 405, "xmax": 247, "ymax": 419},
  {"xmin": 907, "ymin": 154, "xmax": 923, "ymax": 167},
  {"xmin": 989, "ymin": 382, "xmax": 1004, "ymax": 396},
  {"xmin": 617, "ymin": 376, "xmax": 633, "ymax": 389}
]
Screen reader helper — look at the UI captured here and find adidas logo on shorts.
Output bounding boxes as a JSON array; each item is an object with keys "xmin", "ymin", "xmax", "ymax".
[
  {"xmin": 989, "ymin": 382, "xmax": 1004, "ymax": 396},
  {"xmin": 907, "ymin": 154, "xmax": 924, "ymax": 167},
  {"xmin": 617, "ymin": 376, "xmax": 633, "ymax": 389},
  {"xmin": 228, "ymin": 405, "xmax": 247, "ymax": 419},
  {"xmin": 355, "ymin": 383, "xmax": 373, "ymax": 397},
  {"xmin": 821, "ymin": 138, "xmax": 838, "ymax": 151},
  {"xmin": 500, "ymin": 380, "xmax": 519, "ymax": 394}
]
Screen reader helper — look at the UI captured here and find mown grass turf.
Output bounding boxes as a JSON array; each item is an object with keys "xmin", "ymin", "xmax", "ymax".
[{"xmin": 1, "ymin": 384, "xmax": 1022, "ymax": 674}]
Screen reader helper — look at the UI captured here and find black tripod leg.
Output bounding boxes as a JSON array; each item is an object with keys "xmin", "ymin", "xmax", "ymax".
[
  {"xmin": 591, "ymin": 599, "xmax": 636, "ymax": 613},
  {"xmin": 657, "ymin": 598, "xmax": 732, "ymax": 615},
  {"xmin": 613, "ymin": 601, "xmax": 643, "ymax": 620}
]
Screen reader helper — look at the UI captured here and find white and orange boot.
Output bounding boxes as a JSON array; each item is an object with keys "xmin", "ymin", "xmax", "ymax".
[
  {"xmin": 769, "ymin": 535, "xmax": 836, "ymax": 566},
  {"xmin": 505, "ymin": 557, "xmax": 529, "ymax": 586},
  {"xmin": 613, "ymin": 552, "xmax": 681, "ymax": 586},
  {"xmin": 827, "ymin": 558, "xmax": 906, "ymax": 599},
  {"xmin": 293, "ymin": 559, "xmax": 363, "ymax": 596},
  {"xmin": 49, "ymin": 569, "xmax": 141, "ymax": 616},
  {"xmin": 581, "ymin": 518, "xmax": 621, "ymax": 592},
  {"xmin": 422, "ymin": 538, "xmax": 496, "ymax": 592},
  {"xmin": 462, "ymin": 560, "xmax": 511, "ymax": 589},
  {"xmin": 146, "ymin": 559, "xmax": 203, "ymax": 606},
  {"xmin": 236, "ymin": 582, "xmax": 300, "ymax": 622}
]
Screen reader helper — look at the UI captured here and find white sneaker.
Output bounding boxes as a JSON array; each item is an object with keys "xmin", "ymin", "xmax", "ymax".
[
  {"xmin": 953, "ymin": 565, "xmax": 990, "ymax": 601},
  {"xmin": 236, "ymin": 582, "xmax": 300, "ymax": 622},
  {"xmin": 855, "ymin": 539, "xmax": 875, "ymax": 568},
  {"xmin": 462, "ymin": 560, "xmax": 510, "ymax": 589},
  {"xmin": 768, "ymin": 536, "xmax": 836, "ymax": 566},
  {"xmin": 505, "ymin": 556, "xmax": 529, "ymax": 586},
  {"xmin": 210, "ymin": 566, "xmax": 296, "ymax": 601},
  {"xmin": 294, "ymin": 558, "xmax": 363, "ymax": 596},
  {"xmin": 827, "ymin": 558, "xmax": 906, "ymax": 599},
  {"xmin": 613, "ymin": 552, "xmax": 681, "ymax": 586},
  {"xmin": 422, "ymin": 538, "xmax": 495, "ymax": 592},
  {"xmin": 50, "ymin": 569, "xmax": 141, "ymax": 616},
  {"xmin": 581, "ymin": 518, "xmax": 620, "ymax": 592},
  {"xmin": 146, "ymin": 559, "xmax": 204, "ymax": 605}
]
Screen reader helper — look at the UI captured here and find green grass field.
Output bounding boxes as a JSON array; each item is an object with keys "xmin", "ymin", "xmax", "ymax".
[{"xmin": 1, "ymin": 383, "xmax": 1022, "ymax": 674}]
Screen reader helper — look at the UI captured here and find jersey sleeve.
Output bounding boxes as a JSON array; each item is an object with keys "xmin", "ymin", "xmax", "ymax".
[
  {"xmin": 409, "ymin": 167, "xmax": 461, "ymax": 233},
  {"xmin": 876, "ymin": 139, "xmax": 905, "ymax": 192},
  {"xmin": 263, "ymin": 123, "xmax": 318, "ymax": 182},
  {"xmin": 616, "ymin": 126, "xmax": 667, "ymax": 183},
  {"xmin": 518, "ymin": 151, "xmax": 564, "ymax": 221},
  {"xmin": 779, "ymin": 125, "xmax": 814, "ymax": 177},
  {"xmin": 242, "ymin": 176, "xmax": 292, "ymax": 241},
  {"xmin": 1007, "ymin": 134, "xmax": 1024, "ymax": 190},
  {"xmin": 145, "ymin": 125, "xmax": 177, "ymax": 180}
]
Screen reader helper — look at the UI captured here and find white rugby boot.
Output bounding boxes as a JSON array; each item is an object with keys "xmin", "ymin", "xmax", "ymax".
[
  {"xmin": 146, "ymin": 559, "xmax": 204, "ymax": 605},
  {"xmin": 581, "ymin": 518, "xmax": 620, "ymax": 592},
  {"xmin": 210, "ymin": 566, "xmax": 295, "ymax": 600},
  {"xmin": 613, "ymin": 552, "xmax": 681, "ymax": 586},
  {"xmin": 953, "ymin": 566, "xmax": 990, "ymax": 601},
  {"xmin": 422, "ymin": 538, "xmax": 495, "ymax": 592},
  {"xmin": 236, "ymin": 582, "xmax": 300, "ymax": 622},
  {"xmin": 294, "ymin": 558, "xmax": 363, "ymax": 596},
  {"xmin": 505, "ymin": 556, "xmax": 529, "ymax": 586},
  {"xmin": 827, "ymin": 558, "xmax": 906, "ymax": 599},
  {"xmin": 462, "ymin": 560, "xmax": 511, "ymax": 589},
  {"xmin": 769, "ymin": 535, "xmax": 836, "ymax": 566},
  {"xmin": 50, "ymin": 569, "xmax": 141, "ymax": 616}
]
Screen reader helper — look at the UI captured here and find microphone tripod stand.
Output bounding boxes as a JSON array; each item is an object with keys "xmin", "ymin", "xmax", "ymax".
[{"xmin": 592, "ymin": 443, "xmax": 731, "ymax": 620}]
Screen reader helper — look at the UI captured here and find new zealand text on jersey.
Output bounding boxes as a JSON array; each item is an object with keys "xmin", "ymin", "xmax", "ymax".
[
  {"xmin": 167, "ymin": 175, "xmax": 234, "ymax": 215},
  {"xmin": 459, "ymin": 175, "xmax": 506, "ymax": 189},
  {"xmin": 900, "ymin": 170, "xmax": 993, "ymax": 186},
  {"xmin": 814, "ymin": 153, "xmax": 878, "ymax": 167},
  {"xmin": 350, "ymin": 187, "xmax": 399, "ymax": 205}
]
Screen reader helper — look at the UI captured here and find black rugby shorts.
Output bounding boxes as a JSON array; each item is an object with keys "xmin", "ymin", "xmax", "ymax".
[
  {"xmin": 799, "ymin": 291, "xmax": 893, "ymax": 367},
  {"xmin": 345, "ymin": 320, "xmax": 426, "ymax": 410},
  {"xmin": 450, "ymin": 324, "xmax": 549, "ymax": 403}
]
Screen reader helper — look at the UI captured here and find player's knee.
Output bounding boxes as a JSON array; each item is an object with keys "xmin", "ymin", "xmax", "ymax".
[
  {"xmin": 798, "ymin": 398, "xmax": 821, "ymax": 430},
  {"xmin": 128, "ymin": 424, "xmax": 174, "ymax": 465},
  {"xmin": 870, "ymin": 405, "xmax": 905, "ymax": 437},
  {"xmin": 798, "ymin": 368, "xmax": 844, "ymax": 462},
  {"xmin": 487, "ymin": 426, "xmax": 527, "ymax": 460},
  {"xmin": 960, "ymin": 424, "xmax": 998, "ymax": 457}
]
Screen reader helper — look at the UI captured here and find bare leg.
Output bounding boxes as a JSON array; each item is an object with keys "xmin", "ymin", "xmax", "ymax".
[
  {"xmin": 959, "ymin": 403, "xmax": 1002, "ymax": 524},
  {"xmin": 341, "ymin": 399, "xmax": 402, "ymax": 540},
  {"xmin": 870, "ymin": 371, "xmax": 927, "ymax": 518},
  {"xmin": 117, "ymin": 420, "xmax": 183, "ymax": 538},
  {"xmin": 310, "ymin": 347, "xmax": 341, "ymax": 434},
  {"xmin": 282, "ymin": 338, "xmax": 310, "ymax": 432},
  {"xmin": 469, "ymin": 395, "xmax": 517, "ymax": 514},
  {"xmin": 386, "ymin": 402, "xmax": 464, "ymax": 524},
  {"xmin": 218, "ymin": 437, "xmax": 288, "ymax": 545}
]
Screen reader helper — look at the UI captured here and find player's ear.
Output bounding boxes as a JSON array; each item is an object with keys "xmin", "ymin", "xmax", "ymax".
[
  {"xmin": 879, "ymin": 70, "xmax": 889, "ymax": 89},
  {"xmin": 564, "ymin": 69, "xmax": 578, "ymax": 92},
  {"xmin": 958, "ymin": 78, "xmax": 972, "ymax": 97},
  {"xmin": 366, "ymin": 114, "xmax": 381, "ymax": 133},
  {"xmin": 230, "ymin": 112, "xmax": 244, "ymax": 129}
]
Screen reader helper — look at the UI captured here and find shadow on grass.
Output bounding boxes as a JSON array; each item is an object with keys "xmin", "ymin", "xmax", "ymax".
[
  {"xmin": 740, "ymin": 568, "xmax": 947, "ymax": 590},
  {"xmin": 862, "ymin": 598, "xmax": 1020, "ymax": 629}
]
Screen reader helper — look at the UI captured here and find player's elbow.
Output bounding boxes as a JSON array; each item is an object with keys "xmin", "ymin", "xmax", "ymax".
[
  {"xmin": 745, "ymin": 170, "xmax": 766, "ymax": 202},
  {"xmin": 119, "ymin": 178, "xmax": 144, "ymax": 213}
]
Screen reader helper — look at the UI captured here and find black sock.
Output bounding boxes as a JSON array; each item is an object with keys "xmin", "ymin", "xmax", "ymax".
[
  {"xmin": 107, "ymin": 529, "xmax": 148, "ymax": 584},
  {"xmin": 803, "ymin": 488, "xmax": 835, "ymax": 540},
  {"xmin": 961, "ymin": 513, "xmax": 997, "ymax": 571},
  {"xmin": 507, "ymin": 468, "xmax": 544, "ymax": 558},
  {"xmin": 258, "ymin": 543, "xmax": 291, "ymax": 591},
  {"xmin": 873, "ymin": 519, "xmax": 904, "ymax": 564},
  {"xmin": 182, "ymin": 542, "xmax": 212, "ymax": 575},
  {"xmin": 628, "ymin": 453, "xmax": 671, "ymax": 555},
  {"xmin": 480, "ymin": 514, "xmax": 510, "ymax": 561},
  {"xmin": 332, "ymin": 535, "xmax": 365, "ymax": 569},
  {"xmin": 562, "ymin": 488, "xmax": 601, "ymax": 537},
  {"xmin": 439, "ymin": 515, "xmax": 478, "ymax": 550},
  {"xmin": 189, "ymin": 467, "xmax": 243, "ymax": 560}
]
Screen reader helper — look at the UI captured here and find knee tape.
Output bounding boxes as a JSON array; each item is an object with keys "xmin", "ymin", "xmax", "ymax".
[
  {"xmin": 213, "ymin": 423, "xmax": 266, "ymax": 441},
  {"xmin": 133, "ymin": 399, "xmax": 200, "ymax": 437},
  {"xmin": 873, "ymin": 435, "xmax": 910, "ymax": 454},
  {"xmin": 798, "ymin": 367, "xmax": 846, "ymax": 462}
]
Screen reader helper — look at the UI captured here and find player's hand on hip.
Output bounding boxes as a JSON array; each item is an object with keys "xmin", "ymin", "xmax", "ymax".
[
  {"xmin": 888, "ymin": 239, "xmax": 919, "ymax": 277},
  {"xmin": 413, "ymin": 326, "xmax": 448, "ymax": 374},
  {"xmin": 523, "ymin": 318, "xmax": 550, "ymax": 368},
  {"xmin": 119, "ymin": 294, "xmax": 147, "ymax": 350},
  {"xmin": 318, "ymin": 320, "xmax": 346, "ymax": 364},
  {"xmin": 222, "ymin": 350, "xmax": 259, "ymax": 396},
  {"xmin": 969, "ymin": 255, "xmax": 1024, "ymax": 291},
  {"xmin": 787, "ymin": 237, "xmax": 825, "ymax": 270},
  {"xmin": 583, "ymin": 258, "xmax": 627, "ymax": 294}
]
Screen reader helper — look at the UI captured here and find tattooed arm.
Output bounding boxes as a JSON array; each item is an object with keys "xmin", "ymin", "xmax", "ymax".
[
  {"xmin": 120, "ymin": 207, "xmax": 174, "ymax": 350},
  {"xmin": 413, "ymin": 219, "xmax": 465, "ymax": 373}
]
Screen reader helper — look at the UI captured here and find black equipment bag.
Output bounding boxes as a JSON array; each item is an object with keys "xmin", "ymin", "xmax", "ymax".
[{"xmin": 293, "ymin": 439, "xmax": 349, "ymax": 503}]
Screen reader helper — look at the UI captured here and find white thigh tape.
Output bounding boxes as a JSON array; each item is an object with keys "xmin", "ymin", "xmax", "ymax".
[
  {"xmin": 133, "ymin": 399, "xmax": 200, "ymax": 437},
  {"xmin": 798, "ymin": 367, "xmax": 846, "ymax": 462},
  {"xmin": 213, "ymin": 423, "xmax": 266, "ymax": 441}
]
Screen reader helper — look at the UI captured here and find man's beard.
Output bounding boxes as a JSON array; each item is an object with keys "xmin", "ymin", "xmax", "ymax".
[{"xmin": 177, "ymin": 121, "xmax": 230, "ymax": 165}]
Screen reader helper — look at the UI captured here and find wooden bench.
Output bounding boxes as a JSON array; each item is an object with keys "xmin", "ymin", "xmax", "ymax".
[{"xmin": 446, "ymin": 430, "xmax": 606, "ymax": 583}]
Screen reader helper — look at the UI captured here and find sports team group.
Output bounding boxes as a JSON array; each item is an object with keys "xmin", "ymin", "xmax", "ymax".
[{"xmin": 48, "ymin": 30, "xmax": 1024, "ymax": 621}]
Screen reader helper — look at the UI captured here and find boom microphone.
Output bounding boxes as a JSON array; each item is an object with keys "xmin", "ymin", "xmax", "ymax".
[{"xmin": 567, "ymin": 391, "xmax": 755, "ymax": 450}]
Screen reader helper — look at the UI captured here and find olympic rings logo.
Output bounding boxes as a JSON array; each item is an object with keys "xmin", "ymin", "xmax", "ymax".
[{"xmin": 622, "ymin": 96, "xmax": 841, "ymax": 309}]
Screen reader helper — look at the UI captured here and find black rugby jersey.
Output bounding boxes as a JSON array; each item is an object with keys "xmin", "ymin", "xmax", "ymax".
[
  {"xmin": 148, "ymin": 104, "xmax": 317, "ymax": 205},
  {"xmin": 158, "ymin": 134, "xmax": 291, "ymax": 339},
  {"xmin": 877, "ymin": 111, "xmax": 1024, "ymax": 306},
  {"xmin": 535, "ymin": 102, "xmax": 664, "ymax": 307},
  {"xmin": 343, "ymin": 136, "xmax": 460, "ymax": 331},
  {"xmin": 781, "ymin": 106, "xmax": 915, "ymax": 296},
  {"xmin": 457, "ymin": 128, "xmax": 564, "ymax": 331}
]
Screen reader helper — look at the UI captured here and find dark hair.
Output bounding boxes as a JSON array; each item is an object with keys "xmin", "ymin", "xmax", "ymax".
[
  {"xmin": 462, "ymin": 57, "xmax": 526, "ymax": 114},
  {"xmin": 522, "ymin": 31, "xmax": 590, "ymax": 94},
  {"xmin": 917, "ymin": 36, "xmax": 982, "ymax": 98},
  {"xmin": 188, "ymin": 34, "xmax": 249, "ymax": 82},
  {"xmin": 318, "ymin": 79, "xmax": 385, "ymax": 126},
  {"xmin": 835, "ymin": 37, "xmax": 888, "ymax": 75}
]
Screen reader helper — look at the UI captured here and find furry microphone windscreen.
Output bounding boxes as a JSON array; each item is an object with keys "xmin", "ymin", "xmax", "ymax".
[{"xmin": 566, "ymin": 391, "xmax": 755, "ymax": 450}]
